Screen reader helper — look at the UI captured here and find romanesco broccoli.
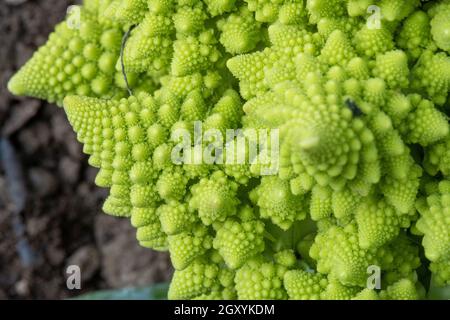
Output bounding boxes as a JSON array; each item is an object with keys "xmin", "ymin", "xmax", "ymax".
[{"xmin": 8, "ymin": 0, "xmax": 450, "ymax": 300}]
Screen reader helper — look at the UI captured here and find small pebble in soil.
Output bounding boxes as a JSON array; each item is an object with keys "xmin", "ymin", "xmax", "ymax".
[
  {"xmin": 59, "ymin": 156, "xmax": 80, "ymax": 185},
  {"xmin": 28, "ymin": 167, "xmax": 58, "ymax": 197}
]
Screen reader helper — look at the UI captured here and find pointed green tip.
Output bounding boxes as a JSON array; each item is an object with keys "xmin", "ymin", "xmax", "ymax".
[
  {"xmin": 63, "ymin": 95, "xmax": 75, "ymax": 111},
  {"xmin": 7, "ymin": 72, "xmax": 26, "ymax": 96},
  {"xmin": 63, "ymin": 95, "xmax": 83, "ymax": 113},
  {"xmin": 299, "ymin": 135, "xmax": 320, "ymax": 149},
  {"xmin": 63, "ymin": 95, "xmax": 77, "ymax": 106},
  {"xmin": 226, "ymin": 57, "xmax": 238, "ymax": 74}
]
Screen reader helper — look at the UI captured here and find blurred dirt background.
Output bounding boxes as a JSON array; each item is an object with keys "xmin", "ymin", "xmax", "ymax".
[{"xmin": 0, "ymin": 0, "xmax": 172, "ymax": 299}]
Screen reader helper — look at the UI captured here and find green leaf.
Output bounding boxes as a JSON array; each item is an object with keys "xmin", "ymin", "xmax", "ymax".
[
  {"xmin": 73, "ymin": 282, "xmax": 169, "ymax": 300},
  {"xmin": 428, "ymin": 277, "xmax": 450, "ymax": 300}
]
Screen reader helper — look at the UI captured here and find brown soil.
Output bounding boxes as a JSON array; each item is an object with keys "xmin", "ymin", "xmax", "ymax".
[{"xmin": 0, "ymin": 0, "xmax": 173, "ymax": 299}]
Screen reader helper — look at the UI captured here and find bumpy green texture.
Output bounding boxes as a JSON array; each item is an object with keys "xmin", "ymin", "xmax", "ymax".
[
  {"xmin": 8, "ymin": 3, "xmax": 153, "ymax": 105},
  {"xmin": 9, "ymin": 0, "xmax": 450, "ymax": 300},
  {"xmin": 416, "ymin": 181, "xmax": 450, "ymax": 286}
]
